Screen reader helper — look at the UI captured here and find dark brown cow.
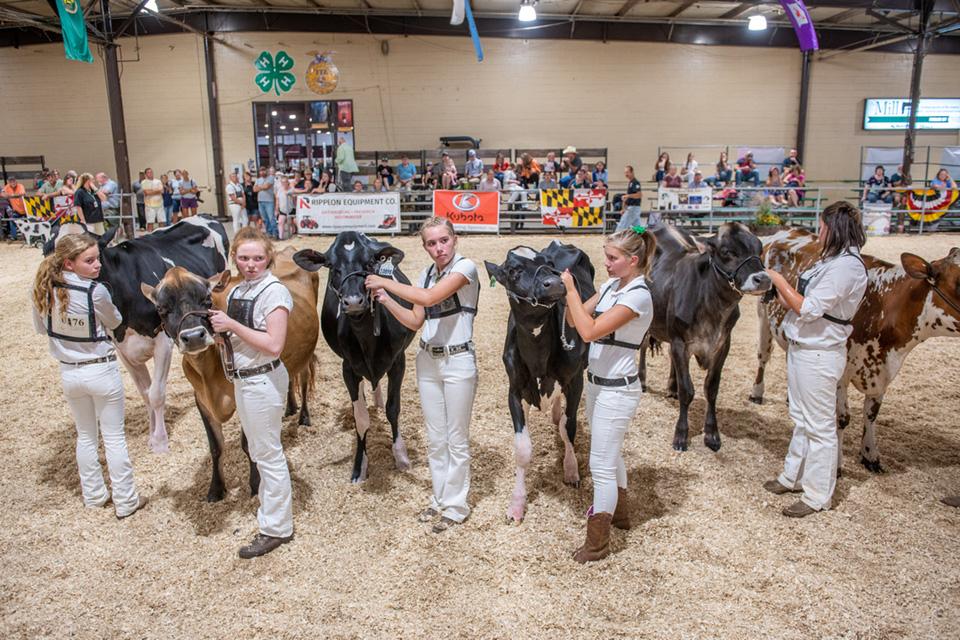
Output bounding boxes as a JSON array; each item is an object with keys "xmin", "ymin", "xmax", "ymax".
[
  {"xmin": 142, "ymin": 247, "xmax": 320, "ymax": 501},
  {"xmin": 753, "ymin": 228, "xmax": 960, "ymax": 477}
]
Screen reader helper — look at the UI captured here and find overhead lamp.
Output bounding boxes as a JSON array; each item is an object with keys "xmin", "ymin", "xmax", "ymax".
[
  {"xmin": 747, "ymin": 14, "xmax": 767, "ymax": 31},
  {"xmin": 263, "ymin": 123, "xmax": 269, "ymax": 128},
  {"xmin": 271, "ymin": 110, "xmax": 278, "ymax": 116},
  {"xmin": 280, "ymin": 125, "xmax": 287, "ymax": 130},
  {"xmin": 144, "ymin": 0, "xmax": 158, "ymax": 12},
  {"xmin": 289, "ymin": 114, "xmax": 296, "ymax": 120},
  {"xmin": 293, "ymin": 127, "xmax": 299, "ymax": 131},
  {"xmin": 518, "ymin": 0, "xmax": 536, "ymax": 22}
]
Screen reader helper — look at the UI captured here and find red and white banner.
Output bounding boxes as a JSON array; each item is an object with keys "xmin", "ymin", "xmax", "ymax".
[
  {"xmin": 295, "ymin": 192, "xmax": 400, "ymax": 234},
  {"xmin": 432, "ymin": 190, "xmax": 500, "ymax": 233}
]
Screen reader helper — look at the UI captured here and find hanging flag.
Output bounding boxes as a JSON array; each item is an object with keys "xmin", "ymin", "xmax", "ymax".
[
  {"xmin": 540, "ymin": 189, "xmax": 605, "ymax": 228},
  {"xmin": 779, "ymin": 0, "xmax": 819, "ymax": 52},
  {"xmin": 55, "ymin": 0, "xmax": 94, "ymax": 63}
]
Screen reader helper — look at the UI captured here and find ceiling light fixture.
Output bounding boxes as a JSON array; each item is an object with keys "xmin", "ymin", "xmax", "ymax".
[
  {"xmin": 518, "ymin": 0, "xmax": 537, "ymax": 22},
  {"xmin": 144, "ymin": 0, "xmax": 158, "ymax": 12},
  {"xmin": 280, "ymin": 125, "xmax": 287, "ymax": 130},
  {"xmin": 289, "ymin": 114, "xmax": 296, "ymax": 120},
  {"xmin": 748, "ymin": 14, "xmax": 768, "ymax": 31}
]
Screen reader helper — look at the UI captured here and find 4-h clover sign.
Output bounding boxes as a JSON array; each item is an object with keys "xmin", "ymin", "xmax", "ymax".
[{"xmin": 255, "ymin": 50, "xmax": 296, "ymax": 96}]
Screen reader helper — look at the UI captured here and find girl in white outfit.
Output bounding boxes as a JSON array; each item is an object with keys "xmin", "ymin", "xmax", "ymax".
[
  {"xmin": 560, "ymin": 226, "xmax": 656, "ymax": 563},
  {"xmin": 764, "ymin": 201, "xmax": 868, "ymax": 518},
  {"xmin": 32, "ymin": 234, "xmax": 146, "ymax": 519},
  {"xmin": 209, "ymin": 227, "xmax": 295, "ymax": 557},
  {"xmin": 365, "ymin": 217, "xmax": 480, "ymax": 533}
]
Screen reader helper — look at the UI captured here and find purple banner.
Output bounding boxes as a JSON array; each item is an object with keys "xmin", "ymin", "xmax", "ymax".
[{"xmin": 779, "ymin": 0, "xmax": 819, "ymax": 51}]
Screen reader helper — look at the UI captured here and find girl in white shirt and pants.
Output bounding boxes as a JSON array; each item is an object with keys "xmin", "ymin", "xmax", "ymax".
[
  {"xmin": 764, "ymin": 202, "xmax": 869, "ymax": 518},
  {"xmin": 561, "ymin": 226, "xmax": 656, "ymax": 563},
  {"xmin": 32, "ymin": 234, "xmax": 145, "ymax": 519},
  {"xmin": 366, "ymin": 217, "xmax": 480, "ymax": 534}
]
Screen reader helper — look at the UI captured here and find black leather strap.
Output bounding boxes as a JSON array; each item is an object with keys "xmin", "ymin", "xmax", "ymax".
[
  {"xmin": 59, "ymin": 354, "xmax": 117, "ymax": 366},
  {"xmin": 587, "ymin": 372, "xmax": 639, "ymax": 387},
  {"xmin": 232, "ymin": 358, "xmax": 282, "ymax": 379}
]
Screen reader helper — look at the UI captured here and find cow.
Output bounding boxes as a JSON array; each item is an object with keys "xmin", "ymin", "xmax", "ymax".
[
  {"xmin": 140, "ymin": 247, "xmax": 320, "ymax": 501},
  {"xmin": 292, "ymin": 232, "xmax": 415, "ymax": 483},
  {"xmin": 484, "ymin": 241, "xmax": 596, "ymax": 523},
  {"xmin": 640, "ymin": 222, "xmax": 772, "ymax": 452},
  {"xmin": 14, "ymin": 217, "xmax": 53, "ymax": 248},
  {"xmin": 751, "ymin": 228, "xmax": 960, "ymax": 474}
]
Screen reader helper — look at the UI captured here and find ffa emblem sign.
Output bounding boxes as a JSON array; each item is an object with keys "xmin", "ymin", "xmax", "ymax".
[
  {"xmin": 305, "ymin": 50, "xmax": 339, "ymax": 95},
  {"xmin": 63, "ymin": 0, "xmax": 79, "ymax": 14}
]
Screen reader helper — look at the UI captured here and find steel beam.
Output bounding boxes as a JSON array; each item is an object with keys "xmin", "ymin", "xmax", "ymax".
[
  {"xmin": 669, "ymin": 1, "xmax": 697, "ymax": 18},
  {"xmin": 796, "ymin": 49, "xmax": 811, "ymax": 162},
  {"xmin": 719, "ymin": 3, "xmax": 753, "ymax": 19},
  {"xmin": 115, "ymin": 0, "xmax": 151, "ymax": 37},
  {"xmin": 865, "ymin": 8, "xmax": 915, "ymax": 32},
  {"xmin": 820, "ymin": 7, "xmax": 861, "ymax": 23},
  {"xmin": 616, "ymin": 0, "xmax": 642, "ymax": 18}
]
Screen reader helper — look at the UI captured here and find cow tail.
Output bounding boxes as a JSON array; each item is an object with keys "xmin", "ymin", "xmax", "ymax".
[{"xmin": 646, "ymin": 336, "xmax": 662, "ymax": 357}]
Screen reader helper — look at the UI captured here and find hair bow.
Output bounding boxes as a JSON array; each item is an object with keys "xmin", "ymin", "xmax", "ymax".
[{"xmin": 632, "ymin": 225, "xmax": 646, "ymax": 235}]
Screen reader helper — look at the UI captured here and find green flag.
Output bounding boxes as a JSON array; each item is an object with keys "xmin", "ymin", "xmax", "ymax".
[{"xmin": 55, "ymin": 0, "xmax": 93, "ymax": 63}]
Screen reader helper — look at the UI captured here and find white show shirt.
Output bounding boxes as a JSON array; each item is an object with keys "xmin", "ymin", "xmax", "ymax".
[
  {"xmin": 782, "ymin": 248, "xmax": 869, "ymax": 349},
  {"xmin": 32, "ymin": 271, "xmax": 122, "ymax": 363},
  {"xmin": 418, "ymin": 254, "xmax": 479, "ymax": 346},
  {"xmin": 226, "ymin": 272, "xmax": 294, "ymax": 369},
  {"xmin": 588, "ymin": 277, "xmax": 653, "ymax": 379}
]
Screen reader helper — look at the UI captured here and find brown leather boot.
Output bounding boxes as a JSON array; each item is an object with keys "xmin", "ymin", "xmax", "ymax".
[
  {"xmin": 612, "ymin": 488, "xmax": 631, "ymax": 530},
  {"xmin": 573, "ymin": 512, "xmax": 612, "ymax": 564}
]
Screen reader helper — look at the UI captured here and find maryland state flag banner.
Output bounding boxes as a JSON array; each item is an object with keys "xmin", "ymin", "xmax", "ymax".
[
  {"xmin": 55, "ymin": 0, "xmax": 94, "ymax": 63},
  {"xmin": 905, "ymin": 188, "xmax": 960, "ymax": 223},
  {"xmin": 540, "ymin": 189, "xmax": 605, "ymax": 228},
  {"xmin": 24, "ymin": 195, "xmax": 79, "ymax": 222}
]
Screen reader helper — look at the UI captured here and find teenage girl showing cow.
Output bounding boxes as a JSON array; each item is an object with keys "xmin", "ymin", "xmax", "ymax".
[
  {"xmin": 365, "ymin": 217, "xmax": 480, "ymax": 534},
  {"xmin": 32, "ymin": 234, "xmax": 147, "ymax": 519},
  {"xmin": 209, "ymin": 227, "xmax": 296, "ymax": 558},
  {"xmin": 560, "ymin": 227, "xmax": 656, "ymax": 563}
]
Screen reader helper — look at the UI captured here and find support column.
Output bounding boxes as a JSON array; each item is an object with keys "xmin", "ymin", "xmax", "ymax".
[
  {"xmin": 795, "ymin": 50, "xmax": 811, "ymax": 163},
  {"xmin": 203, "ymin": 30, "xmax": 226, "ymax": 219},
  {"xmin": 898, "ymin": 0, "xmax": 934, "ymax": 231},
  {"xmin": 100, "ymin": 0, "xmax": 133, "ymax": 237}
]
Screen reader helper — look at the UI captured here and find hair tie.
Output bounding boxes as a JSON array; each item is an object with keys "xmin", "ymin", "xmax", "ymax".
[{"xmin": 632, "ymin": 225, "xmax": 646, "ymax": 235}]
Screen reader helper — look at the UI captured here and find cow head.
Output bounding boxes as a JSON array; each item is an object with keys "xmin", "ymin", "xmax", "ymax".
[
  {"xmin": 293, "ymin": 231, "xmax": 404, "ymax": 317},
  {"xmin": 140, "ymin": 267, "xmax": 231, "ymax": 353},
  {"xmin": 485, "ymin": 246, "xmax": 567, "ymax": 313},
  {"xmin": 902, "ymin": 248, "xmax": 960, "ymax": 321},
  {"xmin": 703, "ymin": 222, "xmax": 771, "ymax": 295}
]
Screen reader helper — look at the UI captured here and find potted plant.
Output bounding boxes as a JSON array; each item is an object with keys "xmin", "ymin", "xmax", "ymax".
[{"xmin": 750, "ymin": 201, "xmax": 784, "ymax": 236}]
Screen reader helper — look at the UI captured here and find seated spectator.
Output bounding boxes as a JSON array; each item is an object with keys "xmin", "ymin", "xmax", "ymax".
[
  {"xmin": 781, "ymin": 148, "xmax": 800, "ymax": 170},
  {"xmin": 783, "ymin": 165, "xmax": 806, "ymax": 207},
  {"xmin": 396, "ymin": 155, "xmax": 417, "ymax": 190},
  {"xmin": 441, "ymin": 154, "xmax": 459, "ymax": 190},
  {"xmin": 464, "ymin": 149, "xmax": 484, "ymax": 184},
  {"xmin": 36, "ymin": 171, "xmax": 58, "ymax": 199},
  {"xmin": 500, "ymin": 166, "xmax": 524, "ymax": 211},
  {"xmin": 478, "ymin": 168, "xmax": 501, "ymax": 192},
  {"xmin": 653, "ymin": 152, "xmax": 670, "ymax": 183},
  {"xmin": 517, "ymin": 153, "xmax": 541, "ymax": 190},
  {"xmin": 314, "ymin": 171, "xmax": 331, "ymax": 193},
  {"xmin": 617, "ymin": 165, "xmax": 643, "ymax": 231},
  {"xmin": 862, "ymin": 165, "xmax": 892, "ymax": 204},
  {"xmin": 764, "ymin": 167, "xmax": 788, "ymax": 207},
  {"xmin": 931, "ymin": 168, "xmax": 957, "ymax": 190},
  {"xmin": 57, "ymin": 173, "xmax": 77, "ymax": 197},
  {"xmin": 294, "ymin": 171, "xmax": 306, "ymax": 190},
  {"xmin": 571, "ymin": 168, "xmax": 592, "ymax": 189},
  {"xmin": 542, "ymin": 151, "xmax": 559, "ymax": 174},
  {"xmin": 419, "ymin": 162, "xmax": 438, "ymax": 190},
  {"xmin": 294, "ymin": 176, "xmax": 315, "ymax": 195},
  {"xmin": 591, "ymin": 161, "xmax": 608, "ymax": 187},
  {"xmin": 352, "ymin": 180, "xmax": 365, "ymax": 192},
  {"xmin": 539, "ymin": 171, "xmax": 558, "ymax": 190},
  {"xmin": 891, "ymin": 172, "xmax": 911, "ymax": 207},
  {"xmin": 706, "ymin": 151, "xmax": 733, "ymax": 187},
  {"xmin": 377, "ymin": 157, "xmax": 395, "ymax": 187},
  {"xmin": 735, "ymin": 153, "xmax": 760, "ymax": 186},
  {"xmin": 660, "ymin": 165, "xmax": 683, "ymax": 189},
  {"xmin": 559, "ymin": 146, "xmax": 581, "ymax": 188},
  {"xmin": 372, "ymin": 176, "xmax": 389, "ymax": 192},
  {"xmin": 889, "ymin": 164, "xmax": 905, "ymax": 186},
  {"xmin": 2, "ymin": 176, "xmax": 27, "ymax": 240},
  {"xmin": 492, "ymin": 152, "xmax": 510, "ymax": 184},
  {"xmin": 680, "ymin": 153, "xmax": 698, "ymax": 186},
  {"xmin": 690, "ymin": 171, "xmax": 707, "ymax": 189}
]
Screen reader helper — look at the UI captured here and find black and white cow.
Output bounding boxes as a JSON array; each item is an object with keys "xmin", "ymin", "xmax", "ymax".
[
  {"xmin": 640, "ymin": 223, "xmax": 771, "ymax": 452},
  {"xmin": 47, "ymin": 217, "xmax": 230, "ymax": 452},
  {"xmin": 14, "ymin": 217, "xmax": 53, "ymax": 248},
  {"xmin": 485, "ymin": 241, "xmax": 596, "ymax": 523},
  {"xmin": 293, "ymin": 232, "xmax": 416, "ymax": 483}
]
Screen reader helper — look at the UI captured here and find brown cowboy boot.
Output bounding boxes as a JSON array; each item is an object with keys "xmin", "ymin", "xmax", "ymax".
[
  {"xmin": 573, "ymin": 512, "xmax": 612, "ymax": 564},
  {"xmin": 612, "ymin": 488, "xmax": 631, "ymax": 530}
]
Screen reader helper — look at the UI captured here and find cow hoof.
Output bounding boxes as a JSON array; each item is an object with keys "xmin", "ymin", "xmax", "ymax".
[
  {"xmin": 206, "ymin": 490, "xmax": 225, "ymax": 503},
  {"xmin": 838, "ymin": 416, "xmax": 850, "ymax": 429},
  {"xmin": 672, "ymin": 441, "xmax": 689, "ymax": 452},
  {"xmin": 860, "ymin": 456, "xmax": 884, "ymax": 473},
  {"xmin": 704, "ymin": 435, "xmax": 722, "ymax": 452},
  {"xmin": 284, "ymin": 407, "xmax": 297, "ymax": 418},
  {"xmin": 940, "ymin": 496, "xmax": 960, "ymax": 508},
  {"xmin": 148, "ymin": 436, "xmax": 170, "ymax": 454},
  {"xmin": 836, "ymin": 467, "xmax": 843, "ymax": 479},
  {"xmin": 298, "ymin": 416, "xmax": 311, "ymax": 427},
  {"xmin": 505, "ymin": 498, "xmax": 526, "ymax": 523},
  {"xmin": 393, "ymin": 438, "xmax": 411, "ymax": 471},
  {"xmin": 748, "ymin": 395, "xmax": 764, "ymax": 405},
  {"xmin": 640, "ymin": 383, "xmax": 648, "ymax": 392},
  {"xmin": 666, "ymin": 391, "xmax": 678, "ymax": 400}
]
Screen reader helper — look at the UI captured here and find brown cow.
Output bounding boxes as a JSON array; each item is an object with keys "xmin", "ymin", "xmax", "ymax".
[
  {"xmin": 752, "ymin": 228, "xmax": 960, "ymax": 481},
  {"xmin": 141, "ymin": 247, "xmax": 320, "ymax": 501}
]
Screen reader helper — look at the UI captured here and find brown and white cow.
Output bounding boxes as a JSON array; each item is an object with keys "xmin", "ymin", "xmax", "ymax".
[
  {"xmin": 142, "ymin": 247, "xmax": 320, "ymax": 501},
  {"xmin": 752, "ymin": 228, "xmax": 960, "ymax": 474}
]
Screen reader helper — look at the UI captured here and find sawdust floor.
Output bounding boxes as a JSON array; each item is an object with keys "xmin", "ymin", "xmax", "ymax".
[{"xmin": 1, "ymin": 231, "xmax": 959, "ymax": 639}]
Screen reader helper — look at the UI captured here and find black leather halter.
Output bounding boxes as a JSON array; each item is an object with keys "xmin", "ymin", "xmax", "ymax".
[{"xmin": 711, "ymin": 254, "xmax": 765, "ymax": 293}]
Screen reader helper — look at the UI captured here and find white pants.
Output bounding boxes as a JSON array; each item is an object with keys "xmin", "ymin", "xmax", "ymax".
[
  {"xmin": 60, "ymin": 360, "xmax": 140, "ymax": 516},
  {"xmin": 145, "ymin": 206, "xmax": 164, "ymax": 225},
  {"xmin": 778, "ymin": 345, "xmax": 846, "ymax": 511},
  {"xmin": 416, "ymin": 348, "xmax": 477, "ymax": 523},
  {"xmin": 234, "ymin": 365, "xmax": 293, "ymax": 537},
  {"xmin": 228, "ymin": 203, "xmax": 247, "ymax": 234},
  {"xmin": 586, "ymin": 379, "xmax": 642, "ymax": 514}
]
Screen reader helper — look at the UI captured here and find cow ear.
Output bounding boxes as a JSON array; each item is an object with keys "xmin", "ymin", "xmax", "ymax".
[
  {"xmin": 209, "ymin": 270, "xmax": 231, "ymax": 292},
  {"xmin": 375, "ymin": 246, "xmax": 405, "ymax": 265},
  {"xmin": 293, "ymin": 249, "xmax": 329, "ymax": 272},
  {"xmin": 484, "ymin": 260, "xmax": 507, "ymax": 287},
  {"xmin": 98, "ymin": 226, "xmax": 119, "ymax": 249},
  {"xmin": 701, "ymin": 236, "xmax": 718, "ymax": 254},
  {"xmin": 140, "ymin": 282, "xmax": 157, "ymax": 304},
  {"xmin": 901, "ymin": 253, "xmax": 933, "ymax": 281}
]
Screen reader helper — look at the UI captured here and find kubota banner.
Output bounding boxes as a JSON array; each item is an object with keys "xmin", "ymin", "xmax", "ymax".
[{"xmin": 432, "ymin": 190, "xmax": 500, "ymax": 233}]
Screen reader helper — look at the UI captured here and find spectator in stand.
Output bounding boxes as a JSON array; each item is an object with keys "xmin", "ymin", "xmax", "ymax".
[
  {"xmin": 396, "ymin": 155, "xmax": 417, "ymax": 190},
  {"xmin": 132, "ymin": 171, "xmax": 146, "ymax": 231},
  {"xmin": 226, "ymin": 171, "xmax": 247, "ymax": 234},
  {"xmin": 559, "ymin": 146, "xmax": 581, "ymax": 188},
  {"xmin": 783, "ymin": 164, "xmax": 806, "ymax": 207},
  {"xmin": 441, "ymin": 154, "xmax": 459, "ymax": 190},
  {"xmin": 680, "ymin": 153, "xmax": 698, "ymax": 186},
  {"xmin": 377, "ymin": 157, "xmax": 395, "ymax": 187},
  {"xmin": 295, "ymin": 175, "xmax": 315, "ymax": 196},
  {"xmin": 95, "ymin": 172, "xmax": 121, "ymax": 230},
  {"xmin": 419, "ymin": 162, "xmax": 438, "ymax": 190},
  {"xmin": 141, "ymin": 168, "xmax": 164, "ymax": 232},
  {"xmin": 37, "ymin": 171, "xmax": 58, "ymax": 199},
  {"xmin": 335, "ymin": 135, "xmax": 359, "ymax": 190},
  {"xmin": 617, "ymin": 165, "xmax": 644, "ymax": 231},
  {"xmin": 781, "ymin": 148, "xmax": 800, "ymax": 171},
  {"xmin": 735, "ymin": 153, "xmax": 760, "ymax": 187},
  {"xmin": 890, "ymin": 172, "xmax": 911, "ymax": 208},
  {"xmin": 889, "ymin": 165, "xmax": 905, "ymax": 186},
  {"xmin": 542, "ymin": 151, "xmax": 559, "ymax": 175},
  {"xmin": 492, "ymin": 152, "xmax": 510, "ymax": 184},
  {"xmin": 478, "ymin": 168, "xmax": 501, "ymax": 192},
  {"xmin": 371, "ymin": 176, "xmax": 389, "ymax": 193},
  {"xmin": 161, "ymin": 173, "xmax": 174, "ymax": 226},
  {"xmin": 57, "ymin": 173, "xmax": 77, "ymax": 198},
  {"xmin": 275, "ymin": 173, "xmax": 294, "ymax": 240},
  {"xmin": 169, "ymin": 169, "xmax": 182, "ymax": 222},
  {"xmin": 706, "ymin": 151, "xmax": 733, "ymax": 187},
  {"xmin": 592, "ymin": 161, "xmax": 608, "ymax": 187},
  {"xmin": 931, "ymin": 168, "xmax": 957, "ymax": 190},
  {"xmin": 518, "ymin": 153, "xmax": 541, "ymax": 190},
  {"xmin": 352, "ymin": 180, "xmax": 365, "ymax": 192},
  {"xmin": 539, "ymin": 170, "xmax": 558, "ymax": 190},
  {"xmin": 243, "ymin": 171, "xmax": 260, "ymax": 229},
  {"xmin": 178, "ymin": 170, "xmax": 199, "ymax": 218},
  {"xmin": 660, "ymin": 165, "xmax": 683, "ymax": 189},
  {"xmin": 464, "ymin": 150, "xmax": 484, "ymax": 185},
  {"xmin": 2, "ymin": 176, "xmax": 27, "ymax": 240},
  {"xmin": 500, "ymin": 165, "xmax": 524, "ymax": 211},
  {"xmin": 74, "ymin": 173, "xmax": 106, "ymax": 235},
  {"xmin": 653, "ymin": 152, "xmax": 671, "ymax": 183},
  {"xmin": 862, "ymin": 165, "xmax": 892, "ymax": 204},
  {"xmin": 254, "ymin": 166, "xmax": 278, "ymax": 238},
  {"xmin": 764, "ymin": 167, "xmax": 788, "ymax": 207},
  {"xmin": 315, "ymin": 170, "xmax": 331, "ymax": 193},
  {"xmin": 571, "ymin": 167, "xmax": 592, "ymax": 189},
  {"xmin": 690, "ymin": 171, "xmax": 707, "ymax": 189}
]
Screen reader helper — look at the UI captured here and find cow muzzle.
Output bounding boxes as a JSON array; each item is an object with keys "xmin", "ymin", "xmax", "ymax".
[
  {"xmin": 539, "ymin": 275, "xmax": 566, "ymax": 301},
  {"xmin": 178, "ymin": 325, "xmax": 215, "ymax": 354},
  {"xmin": 341, "ymin": 294, "xmax": 369, "ymax": 316},
  {"xmin": 740, "ymin": 270, "xmax": 772, "ymax": 295}
]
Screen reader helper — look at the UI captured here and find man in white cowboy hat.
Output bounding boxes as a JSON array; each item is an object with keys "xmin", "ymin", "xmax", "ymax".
[{"xmin": 560, "ymin": 145, "xmax": 582, "ymax": 188}]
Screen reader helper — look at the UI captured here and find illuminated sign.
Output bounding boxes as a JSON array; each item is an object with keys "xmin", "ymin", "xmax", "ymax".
[{"xmin": 864, "ymin": 98, "xmax": 960, "ymax": 130}]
